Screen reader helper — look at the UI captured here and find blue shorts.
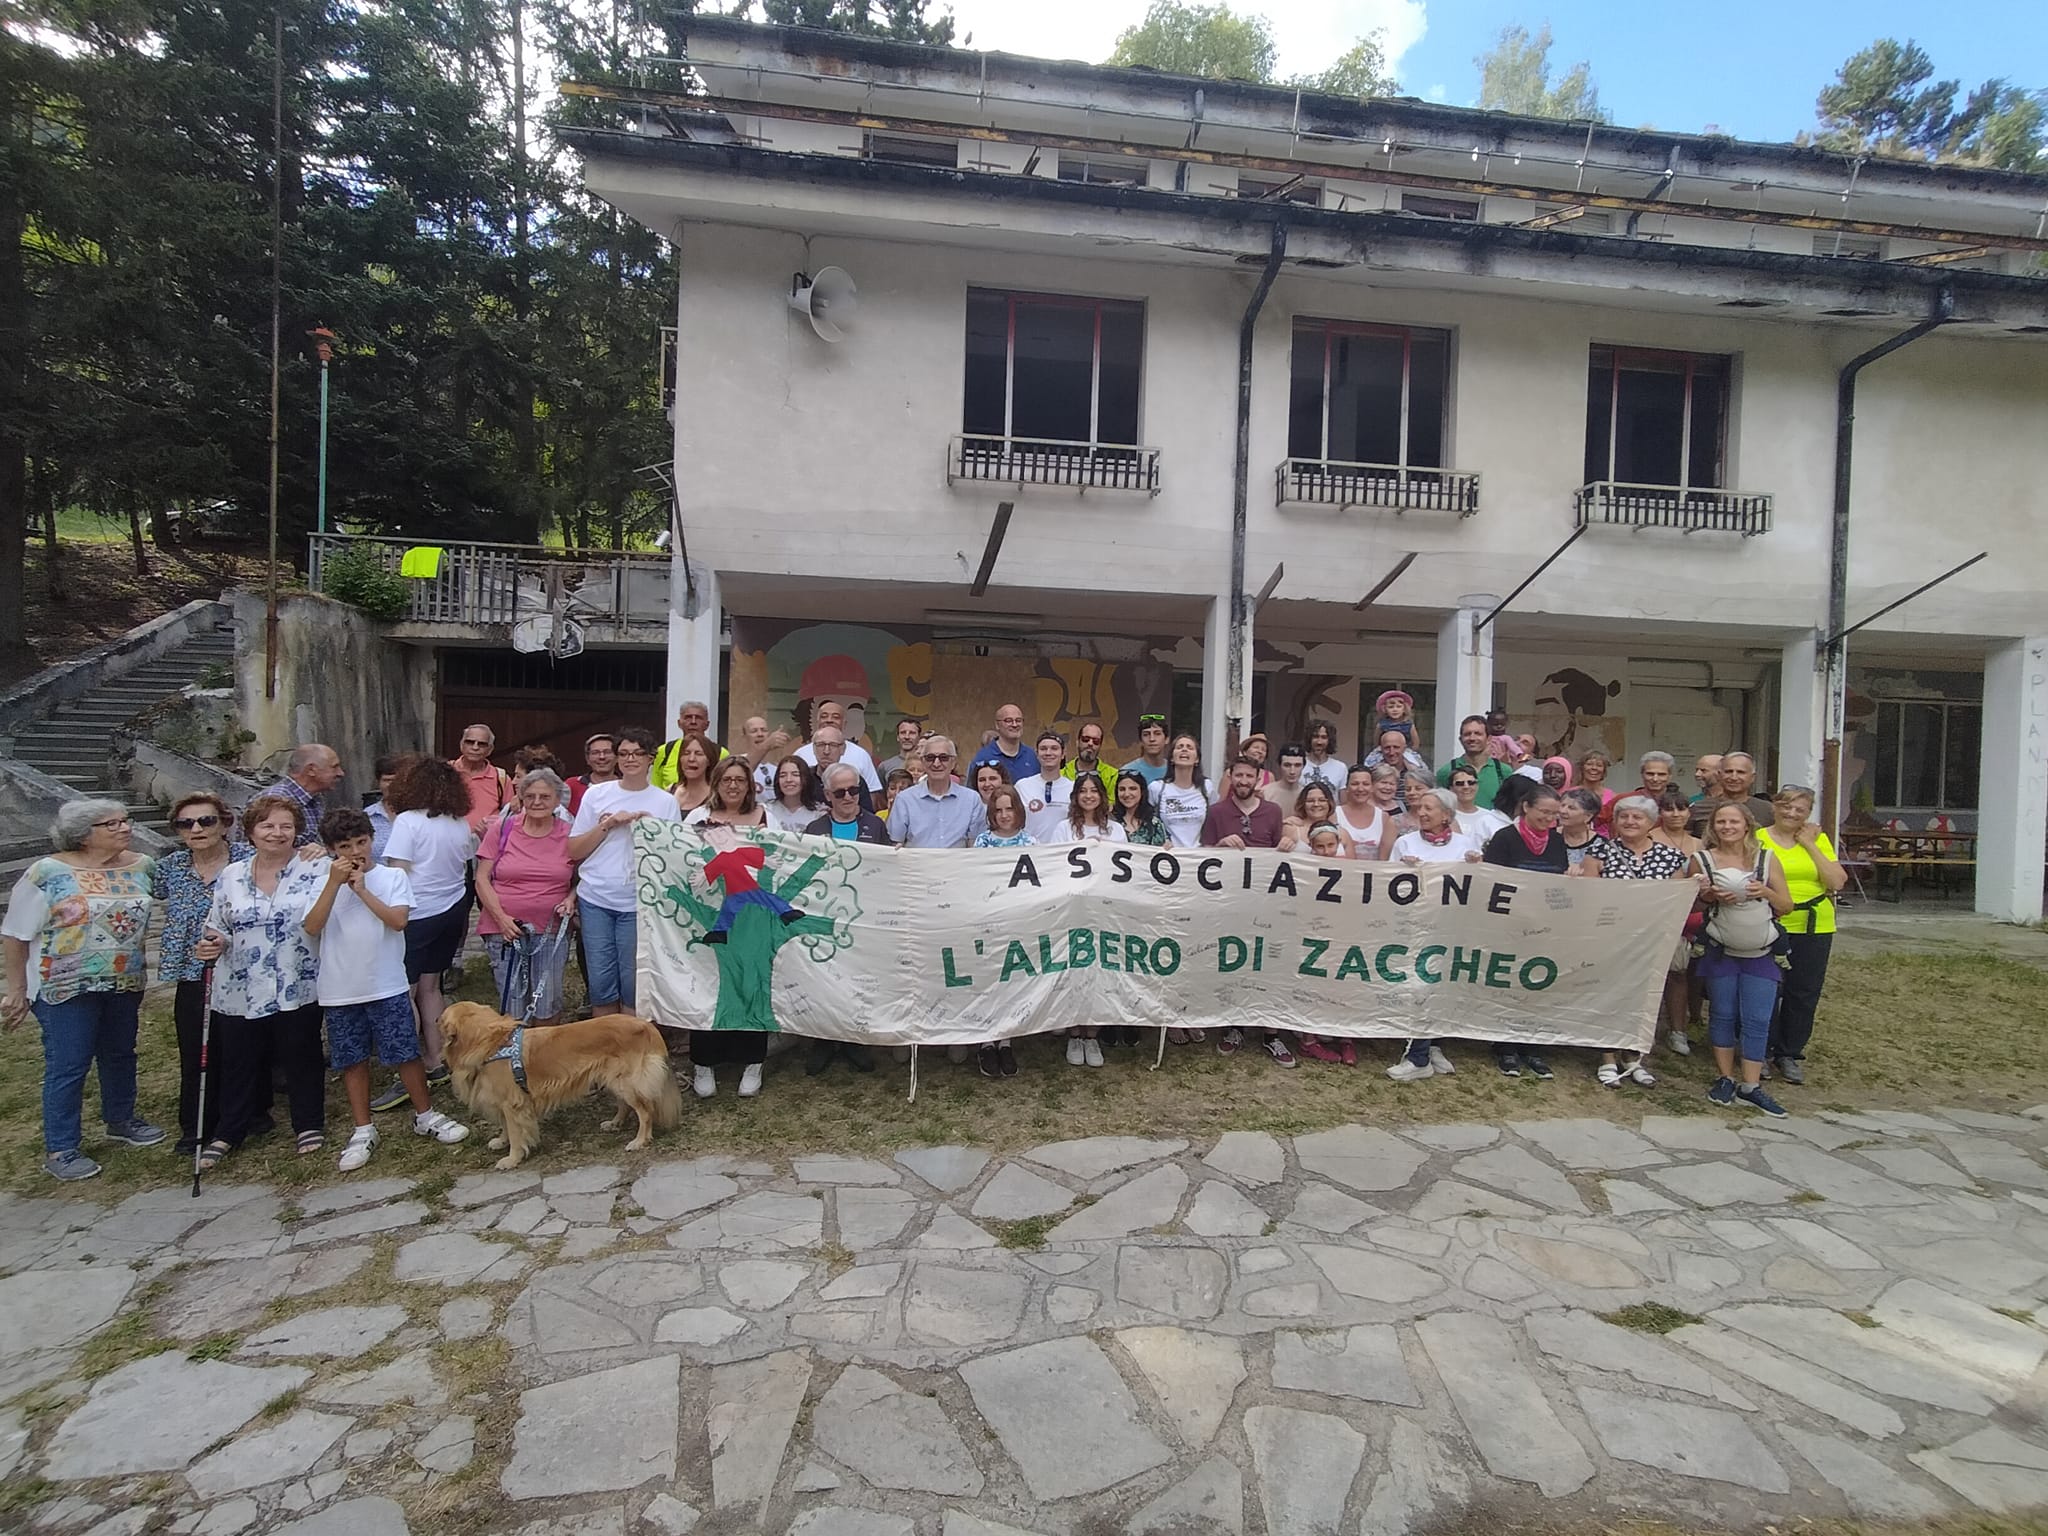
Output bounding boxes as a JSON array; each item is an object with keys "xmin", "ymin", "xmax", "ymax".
[{"xmin": 326, "ymin": 994, "xmax": 421, "ymax": 1071}]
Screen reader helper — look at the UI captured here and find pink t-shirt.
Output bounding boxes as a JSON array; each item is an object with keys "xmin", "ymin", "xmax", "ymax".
[{"xmin": 476, "ymin": 817, "xmax": 574, "ymax": 934}]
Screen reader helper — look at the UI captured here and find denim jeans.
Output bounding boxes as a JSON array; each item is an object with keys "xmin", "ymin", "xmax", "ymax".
[
  {"xmin": 578, "ymin": 899, "xmax": 638, "ymax": 1010},
  {"xmin": 33, "ymin": 990, "xmax": 142, "ymax": 1153},
  {"xmin": 1705, "ymin": 968, "xmax": 1780, "ymax": 1064}
]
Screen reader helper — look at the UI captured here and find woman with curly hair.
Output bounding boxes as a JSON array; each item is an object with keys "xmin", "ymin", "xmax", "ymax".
[{"xmin": 376, "ymin": 755, "xmax": 477, "ymax": 1104}]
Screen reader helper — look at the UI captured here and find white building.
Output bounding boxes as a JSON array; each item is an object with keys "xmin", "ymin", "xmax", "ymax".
[{"xmin": 567, "ymin": 19, "xmax": 2048, "ymax": 920}]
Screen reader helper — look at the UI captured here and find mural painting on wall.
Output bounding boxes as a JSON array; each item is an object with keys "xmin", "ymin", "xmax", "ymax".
[
  {"xmin": 727, "ymin": 619, "xmax": 1175, "ymax": 764},
  {"xmin": 1528, "ymin": 667, "xmax": 1624, "ymax": 762}
]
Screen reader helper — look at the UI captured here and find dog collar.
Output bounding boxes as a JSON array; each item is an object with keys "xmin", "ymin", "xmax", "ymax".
[{"xmin": 488, "ymin": 1026, "xmax": 528, "ymax": 1092}]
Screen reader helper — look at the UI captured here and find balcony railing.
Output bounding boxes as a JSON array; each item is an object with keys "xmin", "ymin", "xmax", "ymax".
[
  {"xmin": 1275, "ymin": 458, "xmax": 1480, "ymax": 517},
  {"xmin": 948, "ymin": 434, "xmax": 1162, "ymax": 495},
  {"xmin": 1575, "ymin": 482, "xmax": 1773, "ymax": 536},
  {"xmin": 307, "ymin": 534, "xmax": 672, "ymax": 632}
]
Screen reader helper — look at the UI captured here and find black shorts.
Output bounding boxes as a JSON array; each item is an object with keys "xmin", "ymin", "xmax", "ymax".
[{"xmin": 404, "ymin": 898, "xmax": 473, "ymax": 982}]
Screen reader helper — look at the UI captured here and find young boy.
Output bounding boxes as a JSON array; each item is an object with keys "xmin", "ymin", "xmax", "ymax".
[{"xmin": 304, "ymin": 807, "xmax": 469, "ymax": 1171}]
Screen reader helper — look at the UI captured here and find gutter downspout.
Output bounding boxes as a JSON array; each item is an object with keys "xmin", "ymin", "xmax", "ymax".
[
  {"xmin": 1820, "ymin": 286, "xmax": 1953, "ymax": 837},
  {"xmin": 1226, "ymin": 218, "xmax": 1287, "ymax": 755}
]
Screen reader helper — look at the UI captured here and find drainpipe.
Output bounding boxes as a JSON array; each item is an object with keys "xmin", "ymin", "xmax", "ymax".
[
  {"xmin": 1820, "ymin": 286, "xmax": 1953, "ymax": 836},
  {"xmin": 1226, "ymin": 218, "xmax": 1287, "ymax": 754}
]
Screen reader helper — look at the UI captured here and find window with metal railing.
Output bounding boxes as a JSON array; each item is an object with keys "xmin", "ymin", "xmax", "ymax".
[
  {"xmin": 1578, "ymin": 345, "xmax": 1766, "ymax": 532},
  {"xmin": 955, "ymin": 288, "xmax": 1157, "ymax": 493},
  {"xmin": 1278, "ymin": 319, "xmax": 1475, "ymax": 513}
]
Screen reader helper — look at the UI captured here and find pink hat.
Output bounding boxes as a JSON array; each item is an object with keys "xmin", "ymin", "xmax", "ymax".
[{"xmin": 1374, "ymin": 689, "xmax": 1414, "ymax": 714}]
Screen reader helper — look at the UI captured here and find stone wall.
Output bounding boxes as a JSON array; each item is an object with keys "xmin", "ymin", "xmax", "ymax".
[{"xmin": 227, "ymin": 589, "xmax": 436, "ymax": 795}]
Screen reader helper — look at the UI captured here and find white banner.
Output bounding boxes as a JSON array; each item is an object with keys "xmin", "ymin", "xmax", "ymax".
[{"xmin": 634, "ymin": 825, "xmax": 1692, "ymax": 1052}]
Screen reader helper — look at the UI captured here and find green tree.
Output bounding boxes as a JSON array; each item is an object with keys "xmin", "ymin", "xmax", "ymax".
[
  {"xmin": 1816, "ymin": 39, "xmax": 2043, "ymax": 170},
  {"xmin": 757, "ymin": 0, "xmax": 955, "ymax": 46},
  {"xmin": 1475, "ymin": 24, "xmax": 1605, "ymax": 122},
  {"xmin": 1303, "ymin": 35, "xmax": 1397, "ymax": 99},
  {"xmin": 1107, "ymin": 0, "xmax": 1276, "ymax": 83}
]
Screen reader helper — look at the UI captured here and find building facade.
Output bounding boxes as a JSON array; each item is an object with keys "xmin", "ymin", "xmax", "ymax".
[{"xmin": 567, "ymin": 19, "xmax": 2048, "ymax": 920}]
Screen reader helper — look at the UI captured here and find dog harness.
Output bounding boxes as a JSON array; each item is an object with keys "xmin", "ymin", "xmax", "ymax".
[{"xmin": 488, "ymin": 1026, "xmax": 529, "ymax": 1092}]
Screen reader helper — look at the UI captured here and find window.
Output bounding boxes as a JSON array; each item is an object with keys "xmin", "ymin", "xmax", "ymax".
[
  {"xmin": 1584, "ymin": 345, "xmax": 1730, "ymax": 489},
  {"xmin": 1533, "ymin": 204, "xmax": 1614, "ymax": 234},
  {"xmin": 1401, "ymin": 192, "xmax": 1479, "ymax": 221},
  {"xmin": 1057, "ymin": 156, "xmax": 1146, "ymax": 187},
  {"xmin": 963, "ymin": 289, "xmax": 1144, "ymax": 447},
  {"xmin": 1871, "ymin": 699, "xmax": 1980, "ymax": 809},
  {"xmin": 1288, "ymin": 321, "xmax": 1448, "ymax": 468},
  {"xmin": 863, "ymin": 132, "xmax": 957, "ymax": 168}
]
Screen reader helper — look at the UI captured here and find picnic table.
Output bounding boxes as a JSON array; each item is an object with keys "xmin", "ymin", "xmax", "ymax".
[{"xmin": 1842, "ymin": 829, "xmax": 1976, "ymax": 902}]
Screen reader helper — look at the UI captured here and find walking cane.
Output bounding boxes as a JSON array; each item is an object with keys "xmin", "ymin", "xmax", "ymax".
[{"xmin": 191, "ymin": 964, "xmax": 215, "ymax": 1199}]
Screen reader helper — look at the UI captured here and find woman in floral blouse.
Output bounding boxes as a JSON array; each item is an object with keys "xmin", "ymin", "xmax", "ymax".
[
  {"xmin": 195, "ymin": 794, "xmax": 332, "ymax": 1168},
  {"xmin": 1, "ymin": 799, "xmax": 165, "ymax": 1181},
  {"xmin": 1113, "ymin": 770, "xmax": 1169, "ymax": 847},
  {"xmin": 151, "ymin": 792, "xmax": 251, "ymax": 1156}
]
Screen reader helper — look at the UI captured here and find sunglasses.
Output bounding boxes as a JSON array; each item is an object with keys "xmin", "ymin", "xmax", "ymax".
[
  {"xmin": 1139, "ymin": 714, "xmax": 1166, "ymax": 726},
  {"xmin": 829, "ymin": 786, "xmax": 861, "ymax": 799},
  {"xmin": 924, "ymin": 753, "xmax": 954, "ymax": 763},
  {"xmin": 172, "ymin": 814, "xmax": 221, "ymax": 830}
]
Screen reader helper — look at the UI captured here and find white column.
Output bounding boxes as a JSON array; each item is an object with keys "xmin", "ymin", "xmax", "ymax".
[
  {"xmin": 1778, "ymin": 629, "xmax": 1823, "ymax": 794},
  {"xmin": 1976, "ymin": 636, "xmax": 2047, "ymax": 924},
  {"xmin": 666, "ymin": 561, "xmax": 721, "ymax": 738},
  {"xmin": 1201, "ymin": 596, "xmax": 1230, "ymax": 776},
  {"xmin": 1434, "ymin": 597, "xmax": 1498, "ymax": 768}
]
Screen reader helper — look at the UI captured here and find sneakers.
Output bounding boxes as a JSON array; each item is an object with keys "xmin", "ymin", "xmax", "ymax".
[
  {"xmin": 1066, "ymin": 1037, "xmax": 1086, "ymax": 1067},
  {"xmin": 338, "ymin": 1126, "xmax": 379, "ymax": 1171},
  {"xmin": 1496, "ymin": 1050, "xmax": 1523, "ymax": 1078},
  {"xmin": 996, "ymin": 1043, "xmax": 1017, "ymax": 1077},
  {"xmin": 1082, "ymin": 1038, "xmax": 1104, "ymax": 1069},
  {"xmin": 1427, "ymin": 1046, "xmax": 1455, "ymax": 1076},
  {"xmin": 1666, "ymin": 1031, "xmax": 1691, "ymax": 1056},
  {"xmin": 1736, "ymin": 1082, "xmax": 1788, "ymax": 1118},
  {"xmin": 414, "ymin": 1110, "xmax": 470, "ymax": 1144},
  {"xmin": 425, "ymin": 1064, "xmax": 451, "ymax": 1089},
  {"xmin": 1262, "ymin": 1036, "xmax": 1297, "ymax": 1068},
  {"xmin": 370, "ymin": 1078, "xmax": 412, "ymax": 1112},
  {"xmin": 1217, "ymin": 1028, "xmax": 1243, "ymax": 1056},
  {"xmin": 1597, "ymin": 1061, "xmax": 1623, "ymax": 1088},
  {"xmin": 1523, "ymin": 1053, "xmax": 1554, "ymax": 1081},
  {"xmin": 1386, "ymin": 1058, "xmax": 1434, "ymax": 1082},
  {"xmin": 692, "ymin": 1066, "xmax": 716, "ymax": 1098},
  {"xmin": 738, "ymin": 1064, "xmax": 763, "ymax": 1097},
  {"xmin": 977, "ymin": 1044, "xmax": 1002, "ymax": 1079},
  {"xmin": 1338, "ymin": 1039, "xmax": 1358, "ymax": 1066},
  {"xmin": 1296, "ymin": 1039, "xmax": 1344, "ymax": 1065},
  {"xmin": 1776, "ymin": 1056, "xmax": 1806, "ymax": 1085},
  {"xmin": 1707, "ymin": 1075, "xmax": 1738, "ymax": 1106},
  {"xmin": 45, "ymin": 1149, "xmax": 101, "ymax": 1182},
  {"xmin": 103, "ymin": 1118, "xmax": 167, "ymax": 1148}
]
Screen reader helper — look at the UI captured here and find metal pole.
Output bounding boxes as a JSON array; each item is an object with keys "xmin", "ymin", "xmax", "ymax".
[
  {"xmin": 1225, "ymin": 217, "xmax": 1286, "ymax": 751},
  {"xmin": 315, "ymin": 356, "xmax": 329, "ymax": 535},
  {"xmin": 263, "ymin": 5, "xmax": 283, "ymax": 701},
  {"xmin": 1474, "ymin": 524, "xmax": 1586, "ymax": 632}
]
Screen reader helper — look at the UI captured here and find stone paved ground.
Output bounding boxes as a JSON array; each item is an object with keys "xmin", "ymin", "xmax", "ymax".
[{"xmin": 11, "ymin": 1104, "xmax": 2048, "ymax": 1534}]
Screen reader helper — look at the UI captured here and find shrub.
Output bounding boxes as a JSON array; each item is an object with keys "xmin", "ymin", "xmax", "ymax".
[{"xmin": 320, "ymin": 545, "xmax": 411, "ymax": 622}]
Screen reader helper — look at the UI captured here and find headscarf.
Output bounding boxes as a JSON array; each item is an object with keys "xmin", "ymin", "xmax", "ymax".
[{"xmin": 1542, "ymin": 756, "xmax": 1575, "ymax": 788}]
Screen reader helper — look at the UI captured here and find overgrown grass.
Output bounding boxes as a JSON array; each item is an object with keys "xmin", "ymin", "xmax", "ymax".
[
  {"xmin": 1602, "ymin": 1303, "xmax": 1702, "ymax": 1334},
  {"xmin": 3, "ymin": 948, "xmax": 2045, "ymax": 1201}
]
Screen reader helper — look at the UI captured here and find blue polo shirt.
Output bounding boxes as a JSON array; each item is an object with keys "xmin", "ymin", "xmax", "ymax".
[{"xmin": 968, "ymin": 739, "xmax": 1029, "ymax": 781}]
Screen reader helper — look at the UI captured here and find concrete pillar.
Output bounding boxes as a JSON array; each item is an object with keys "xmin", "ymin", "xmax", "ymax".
[
  {"xmin": 1976, "ymin": 636, "xmax": 2047, "ymax": 924},
  {"xmin": 1777, "ymin": 629, "xmax": 1824, "ymax": 794},
  {"xmin": 1201, "ymin": 595, "xmax": 1230, "ymax": 778},
  {"xmin": 1433, "ymin": 597, "xmax": 1498, "ymax": 769},
  {"xmin": 666, "ymin": 561, "xmax": 721, "ymax": 738}
]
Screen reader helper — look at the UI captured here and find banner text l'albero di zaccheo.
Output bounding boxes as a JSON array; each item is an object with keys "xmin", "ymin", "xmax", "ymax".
[{"xmin": 633, "ymin": 824, "xmax": 1693, "ymax": 1051}]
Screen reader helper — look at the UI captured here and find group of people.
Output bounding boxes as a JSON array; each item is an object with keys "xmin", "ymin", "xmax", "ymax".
[{"xmin": 0, "ymin": 694, "xmax": 1846, "ymax": 1183}]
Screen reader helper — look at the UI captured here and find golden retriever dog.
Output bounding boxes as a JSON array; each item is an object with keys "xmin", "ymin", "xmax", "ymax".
[{"xmin": 440, "ymin": 1002, "xmax": 684, "ymax": 1170}]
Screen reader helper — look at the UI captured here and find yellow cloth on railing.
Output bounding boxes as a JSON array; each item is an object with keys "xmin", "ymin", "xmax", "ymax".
[{"xmin": 398, "ymin": 546, "xmax": 444, "ymax": 578}]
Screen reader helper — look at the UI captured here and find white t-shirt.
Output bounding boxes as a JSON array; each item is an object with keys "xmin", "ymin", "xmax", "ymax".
[
  {"xmin": 382, "ymin": 812, "xmax": 475, "ymax": 919},
  {"xmin": 1300, "ymin": 758, "xmax": 1349, "ymax": 795},
  {"xmin": 795, "ymin": 740, "xmax": 882, "ymax": 791},
  {"xmin": 570, "ymin": 782, "xmax": 682, "ymax": 912},
  {"xmin": 1041, "ymin": 819, "xmax": 1127, "ymax": 844},
  {"xmin": 1013, "ymin": 772, "xmax": 1072, "ymax": 844},
  {"xmin": 317, "ymin": 865, "xmax": 414, "ymax": 1007},
  {"xmin": 1390, "ymin": 828, "xmax": 1484, "ymax": 864},
  {"xmin": 763, "ymin": 799, "xmax": 820, "ymax": 834},
  {"xmin": 1455, "ymin": 807, "xmax": 1511, "ymax": 842},
  {"xmin": 1149, "ymin": 777, "xmax": 1213, "ymax": 848}
]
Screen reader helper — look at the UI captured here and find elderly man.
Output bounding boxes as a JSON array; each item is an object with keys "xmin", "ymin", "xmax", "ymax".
[
  {"xmin": 808, "ymin": 726, "xmax": 876, "ymax": 814},
  {"xmin": 798, "ymin": 763, "xmax": 887, "ymax": 1075},
  {"xmin": 651, "ymin": 700, "xmax": 727, "ymax": 789},
  {"xmin": 878, "ymin": 717, "xmax": 925, "ymax": 780},
  {"xmin": 1635, "ymin": 750, "xmax": 1676, "ymax": 798},
  {"xmin": 890, "ymin": 735, "xmax": 986, "ymax": 848},
  {"xmin": 969, "ymin": 703, "xmax": 1030, "ymax": 780},
  {"xmin": 267, "ymin": 743, "xmax": 344, "ymax": 847},
  {"xmin": 1690, "ymin": 750, "xmax": 1774, "ymax": 836},
  {"xmin": 449, "ymin": 724, "xmax": 514, "ymax": 833},
  {"xmin": 739, "ymin": 715, "xmax": 793, "ymax": 793},
  {"xmin": 1062, "ymin": 720, "xmax": 1116, "ymax": 796},
  {"xmin": 1434, "ymin": 716, "xmax": 1509, "ymax": 806},
  {"xmin": 796, "ymin": 700, "xmax": 882, "ymax": 793},
  {"xmin": 1690, "ymin": 753, "xmax": 1724, "ymax": 804},
  {"xmin": 1014, "ymin": 731, "xmax": 1073, "ymax": 842},
  {"xmin": 1361, "ymin": 726, "xmax": 1430, "ymax": 778}
]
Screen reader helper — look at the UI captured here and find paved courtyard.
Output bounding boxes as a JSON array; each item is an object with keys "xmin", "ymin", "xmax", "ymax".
[{"xmin": 9, "ymin": 1103, "xmax": 2048, "ymax": 1535}]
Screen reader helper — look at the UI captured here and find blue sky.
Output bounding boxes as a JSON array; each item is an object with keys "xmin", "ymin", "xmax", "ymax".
[{"xmin": 942, "ymin": 0, "xmax": 2043, "ymax": 144}]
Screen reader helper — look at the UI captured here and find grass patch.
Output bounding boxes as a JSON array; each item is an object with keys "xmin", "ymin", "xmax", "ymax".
[
  {"xmin": 186, "ymin": 1333, "xmax": 240, "ymax": 1361},
  {"xmin": 256, "ymin": 1385, "xmax": 304, "ymax": 1424},
  {"xmin": 1842, "ymin": 1310, "xmax": 1880, "ymax": 1329},
  {"xmin": 816, "ymin": 1241, "xmax": 855, "ymax": 1277},
  {"xmin": 1994, "ymin": 1306, "xmax": 2036, "ymax": 1324},
  {"xmin": 73, "ymin": 1311, "xmax": 176, "ymax": 1379},
  {"xmin": 989, "ymin": 1215, "xmax": 1058, "ymax": 1250},
  {"xmin": 1788, "ymin": 1190, "xmax": 1827, "ymax": 1204},
  {"xmin": 0, "ymin": 1478, "xmax": 54, "ymax": 1517},
  {"xmin": 1602, "ymin": 1303, "xmax": 1702, "ymax": 1335}
]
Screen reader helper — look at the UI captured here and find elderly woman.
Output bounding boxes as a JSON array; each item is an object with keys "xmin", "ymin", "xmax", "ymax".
[
  {"xmin": 1, "ymin": 799, "xmax": 164, "ymax": 1180},
  {"xmin": 1586, "ymin": 795, "xmax": 1695, "ymax": 1089},
  {"xmin": 474, "ymin": 766, "xmax": 578, "ymax": 1025},
  {"xmin": 1557, "ymin": 787, "xmax": 1607, "ymax": 870},
  {"xmin": 1383, "ymin": 787, "xmax": 1481, "ymax": 1084},
  {"xmin": 1698, "ymin": 802, "xmax": 1794, "ymax": 1117},
  {"xmin": 1578, "ymin": 750, "xmax": 1618, "ymax": 831},
  {"xmin": 377, "ymin": 756, "xmax": 478, "ymax": 1107},
  {"xmin": 1757, "ymin": 784, "xmax": 1847, "ymax": 1086},
  {"xmin": 195, "ymin": 794, "xmax": 332, "ymax": 1167},
  {"xmin": 1482, "ymin": 785, "xmax": 1568, "ymax": 1080},
  {"xmin": 152, "ymin": 792, "xmax": 251, "ymax": 1156}
]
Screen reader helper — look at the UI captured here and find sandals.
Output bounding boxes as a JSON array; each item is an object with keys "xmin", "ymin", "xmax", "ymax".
[
  {"xmin": 295, "ymin": 1130, "xmax": 326, "ymax": 1157},
  {"xmin": 198, "ymin": 1140, "xmax": 233, "ymax": 1171}
]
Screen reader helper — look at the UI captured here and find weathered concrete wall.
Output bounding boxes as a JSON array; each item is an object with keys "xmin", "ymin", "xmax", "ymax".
[
  {"xmin": 124, "ymin": 740, "xmax": 265, "ymax": 820},
  {"xmin": 228, "ymin": 589, "xmax": 436, "ymax": 795}
]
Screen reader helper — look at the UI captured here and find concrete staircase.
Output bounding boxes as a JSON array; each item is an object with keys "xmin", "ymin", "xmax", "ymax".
[{"xmin": 1, "ymin": 623, "xmax": 236, "ymax": 897}]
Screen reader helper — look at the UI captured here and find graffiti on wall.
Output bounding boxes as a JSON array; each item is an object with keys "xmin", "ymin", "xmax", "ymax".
[{"xmin": 728, "ymin": 619, "xmax": 1175, "ymax": 765}]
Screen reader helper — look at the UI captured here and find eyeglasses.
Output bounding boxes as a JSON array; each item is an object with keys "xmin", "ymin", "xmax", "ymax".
[
  {"xmin": 829, "ymin": 786, "xmax": 861, "ymax": 799},
  {"xmin": 91, "ymin": 817, "xmax": 132, "ymax": 830},
  {"xmin": 461, "ymin": 738, "xmax": 491, "ymax": 747},
  {"xmin": 172, "ymin": 814, "xmax": 221, "ymax": 830},
  {"xmin": 924, "ymin": 753, "xmax": 954, "ymax": 763},
  {"xmin": 615, "ymin": 747, "xmax": 649, "ymax": 759}
]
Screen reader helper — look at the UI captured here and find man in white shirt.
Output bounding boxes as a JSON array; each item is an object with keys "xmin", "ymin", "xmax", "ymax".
[
  {"xmin": 741, "ymin": 714, "xmax": 791, "ymax": 793},
  {"xmin": 1013, "ymin": 731, "xmax": 1073, "ymax": 842},
  {"xmin": 796, "ymin": 700, "xmax": 881, "ymax": 792},
  {"xmin": 566, "ymin": 727, "xmax": 681, "ymax": 1015}
]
